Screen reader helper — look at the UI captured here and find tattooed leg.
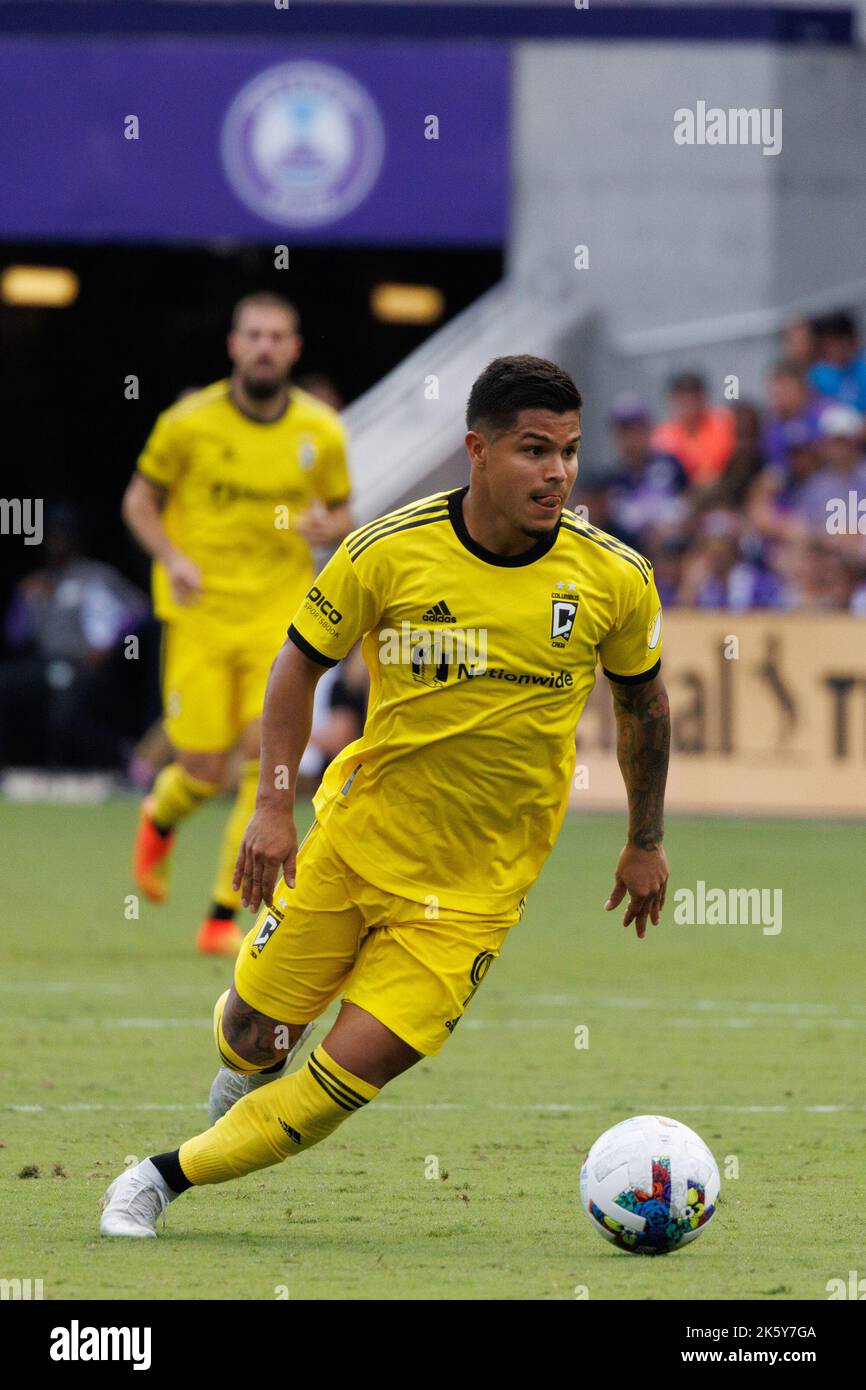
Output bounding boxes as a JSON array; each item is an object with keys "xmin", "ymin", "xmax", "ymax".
[{"xmin": 222, "ymin": 985, "xmax": 307, "ymax": 1068}]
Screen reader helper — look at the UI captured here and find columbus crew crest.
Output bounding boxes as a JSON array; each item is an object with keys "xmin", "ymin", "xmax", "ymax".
[{"xmin": 550, "ymin": 581, "xmax": 579, "ymax": 647}]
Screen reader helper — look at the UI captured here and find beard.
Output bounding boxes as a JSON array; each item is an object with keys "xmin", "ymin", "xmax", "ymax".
[
  {"xmin": 520, "ymin": 519, "xmax": 559, "ymax": 540},
  {"xmin": 241, "ymin": 368, "xmax": 288, "ymax": 401}
]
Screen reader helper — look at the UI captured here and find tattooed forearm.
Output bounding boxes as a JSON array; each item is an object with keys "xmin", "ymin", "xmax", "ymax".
[{"xmin": 610, "ymin": 674, "xmax": 670, "ymax": 851}]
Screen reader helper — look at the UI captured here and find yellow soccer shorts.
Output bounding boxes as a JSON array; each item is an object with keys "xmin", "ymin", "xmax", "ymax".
[
  {"xmin": 160, "ymin": 620, "xmax": 281, "ymax": 753},
  {"xmin": 233, "ymin": 820, "xmax": 523, "ymax": 1057}
]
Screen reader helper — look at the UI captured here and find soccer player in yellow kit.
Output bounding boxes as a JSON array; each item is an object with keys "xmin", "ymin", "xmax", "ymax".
[
  {"xmin": 100, "ymin": 356, "xmax": 670, "ymax": 1236},
  {"xmin": 123, "ymin": 293, "xmax": 352, "ymax": 955}
]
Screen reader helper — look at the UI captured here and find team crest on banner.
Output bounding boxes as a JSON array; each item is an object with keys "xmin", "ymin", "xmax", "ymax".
[
  {"xmin": 550, "ymin": 582, "xmax": 579, "ymax": 647},
  {"xmin": 221, "ymin": 61, "xmax": 385, "ymax": 228}
]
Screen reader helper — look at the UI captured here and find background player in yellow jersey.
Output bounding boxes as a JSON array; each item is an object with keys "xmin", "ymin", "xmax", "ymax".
[
  {"xmin": 101, "ymin": 355, "xmax": 670, "ymax": 1235},
  {"xmin": 122, "ymin": 292, "xmax": 353, "ymax": 955}
]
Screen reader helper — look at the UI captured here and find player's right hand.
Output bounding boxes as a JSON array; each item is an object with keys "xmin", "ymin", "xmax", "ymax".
[
  {"xmin": 605, "ymin": 842, "xmax": 668, "ymax": 940},
  {"xmin": 233, "ymin": 806, "xmax": 298, "ymax": 912},
  {"xmin": 165, "ymin": 550, "xmax": 203, "ymax": 605}
]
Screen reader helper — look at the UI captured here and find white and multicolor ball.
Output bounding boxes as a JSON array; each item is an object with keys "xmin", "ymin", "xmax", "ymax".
[{"xmin": 580, "ymin": 1115, "xmax": 720, "ymax": 1255}]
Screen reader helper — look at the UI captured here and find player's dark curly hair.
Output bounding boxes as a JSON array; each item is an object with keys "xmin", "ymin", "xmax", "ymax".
[{"xmin": 466, "ymin": 355, "xmax": 582, "ymax": 433}]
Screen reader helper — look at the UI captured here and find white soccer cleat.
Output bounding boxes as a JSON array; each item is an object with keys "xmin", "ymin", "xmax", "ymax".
[
  {"xmin": 208, "ymin": 1022, "xmax": 315, "ymax": 1125},
  {"xmin": 98, "ymin": 1159, "xmax": 171, "ymax": 1238}
]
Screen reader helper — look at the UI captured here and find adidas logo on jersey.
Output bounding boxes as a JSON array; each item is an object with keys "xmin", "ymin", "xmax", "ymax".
[{"xmin": 421, "ymin": 600, "xmax": 457, "ymax": 623}]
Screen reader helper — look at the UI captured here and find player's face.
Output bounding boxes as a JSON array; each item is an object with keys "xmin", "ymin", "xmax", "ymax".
[
  {"xmin": 228, "ymin": 307, "xmax": 301, "ymax": 398},
  {"xmin": 471, "ymin": 408, "xmax": 581, "ymax": 538}
]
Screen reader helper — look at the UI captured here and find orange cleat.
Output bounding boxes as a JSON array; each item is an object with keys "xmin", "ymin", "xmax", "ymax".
[
  {"xmin": 133, "ymin": 796, "xmax": 175, "ymax": 903},
  {"xmin": 196, "ymin": 917, "xmax": 243, "ymax": 957}
]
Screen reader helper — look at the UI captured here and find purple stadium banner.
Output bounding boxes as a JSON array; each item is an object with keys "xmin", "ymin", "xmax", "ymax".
[{"xmin": 0, "ymin": 40, "xmax": 508, "ymax": 243}]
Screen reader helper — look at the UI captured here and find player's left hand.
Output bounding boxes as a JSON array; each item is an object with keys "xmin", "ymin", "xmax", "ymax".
[
  {"xmin": 233, "ymin": 806, "xmax": 298, "ymax": 913},
  {"xmin": 296, "ymin": 501, "xmax": 336, "ymax": 546},
  {"xmin": 605, "ymin": 843, "xmax": 668, "ymax": 940}
]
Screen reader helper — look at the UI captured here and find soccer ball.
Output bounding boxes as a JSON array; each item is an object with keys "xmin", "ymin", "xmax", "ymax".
[{"xmin": 580, "ymin": 1114, "xmax": 720, "ymax": 1255}]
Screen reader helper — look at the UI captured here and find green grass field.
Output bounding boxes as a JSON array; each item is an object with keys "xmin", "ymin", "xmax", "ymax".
[{"xmin": 1, "ymin": 797, "xmax": 863, "ymax": 1301}]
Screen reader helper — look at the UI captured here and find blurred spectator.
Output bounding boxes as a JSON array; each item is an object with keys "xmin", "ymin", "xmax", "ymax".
[
  {"xmin": 652, "ymin": 372, "xmax": 735, "ymax": 487},
  {"xmin": 746, "ymin": 420, "xmax": 820, "ymax": 546},
  {"xmin": 0, "ymin": 505, "xmax": 148, "ymax": 769},
  {"xmin": 794, "ymin": 403, "xmax": 866, "ymax": 536},
  {"xmin": 702, "ymin": 400, "xmax": 765, "ymax": 509},
  {"xmin": 808, "ymin": 311, "xmax": 866, "ymax": 414},
  {"xmin": 762, "ymin": 362, "xmax": 823, "ymax": 468},
  {"xmin": 650, "ymin": 535, "xmax": 691, "ymax": 607},
  {"xmin": 780, "ymin": 317, "xmax": 818, "ymax": 372},
  {"xmin": 601, "ymin": 393, "xmax": 688, "ymax": 551},
  {"xmin": 675, "ymin": 510, "xmax": 783, "ymax": 610},
  {"xmin": 775, "ymin": 537, "xmax": 859, "ymax": 611},
  {"xmin": 572, "ymin": 482, "xmax": 608, "ymax": 532}
]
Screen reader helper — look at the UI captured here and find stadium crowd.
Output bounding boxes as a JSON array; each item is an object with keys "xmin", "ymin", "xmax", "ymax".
[{"xmin": 588, "ymin": 310, "xmax": 866, "ymax": 613}]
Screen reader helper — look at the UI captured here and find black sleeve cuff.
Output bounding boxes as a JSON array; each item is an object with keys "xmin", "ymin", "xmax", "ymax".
[
  {"xmin": 603, "ymin": 658, "xmax": 661, "ymax": 686},
  {"xmin": 287, "ymin": 624, "xmax": 340, "ymax": 668}
]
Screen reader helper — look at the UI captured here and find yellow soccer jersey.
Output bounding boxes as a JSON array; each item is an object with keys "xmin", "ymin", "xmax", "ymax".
[
  {"xmin": 137, "ymin": 380, "xmax": 350, "ymax": 637},
  {"xmin": 289, "ymin": 487, "xmax": 663, "ymax": 915}
]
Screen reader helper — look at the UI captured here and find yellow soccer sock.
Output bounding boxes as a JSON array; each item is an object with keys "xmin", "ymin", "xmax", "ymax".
[
  {"xmin": 179, "ymin": 1045, "xmax": 379, "ymax": 1184},
  {"xmin": 150, "ymin": 762, "xmax": 219, "ymax": 831},
  {"xmin": 211, "ymin": 759, "xmax": 260, "ymax": 911}
]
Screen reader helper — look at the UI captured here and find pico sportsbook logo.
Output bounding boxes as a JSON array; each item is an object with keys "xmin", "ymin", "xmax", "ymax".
[
  {"xmin": 304, "ymin": 585, "xmax": 343, "ymax": 631},
  {"xmin": 221, "ymin": 61, "xmax": 386, "ymax": 227}
]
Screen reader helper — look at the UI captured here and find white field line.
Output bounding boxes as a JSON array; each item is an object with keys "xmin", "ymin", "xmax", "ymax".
[
  {"xmin": 523, "ymin": 995, "xmax": 866, "ymax": 1016},
  {"xmin": 3, "ymin": 1014, "xmax": 864, "ymax": 1032},
  {"xmin": 0, "ymin": 981, "xmax": 207, "ymax": 995},
  {"xmin": 5, "ymin": 1101, "xmax": 865, "ymax": 1116},
  {"xmin": 3, "ymin": 982, "xmax": 864, "ymax": 1019},
  {"xmin": 467, "ymin": 1017, "xmax": 866, "ymax": 1030}
]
